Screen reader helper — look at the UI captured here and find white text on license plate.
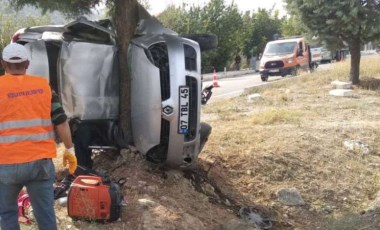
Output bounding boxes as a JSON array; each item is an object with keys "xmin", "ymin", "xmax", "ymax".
[
  {"xmin": 269, "ymin": 69, "xmax": 279, "ymax": 73},
  {"xmin": 178, "ymin": 86, "xmax": 189, "ymax": 134}
]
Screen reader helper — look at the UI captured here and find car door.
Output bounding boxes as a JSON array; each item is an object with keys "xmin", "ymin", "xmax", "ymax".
[{"xmin": 58, "ymin": 18, "xmax": 119, "ymax": 120}]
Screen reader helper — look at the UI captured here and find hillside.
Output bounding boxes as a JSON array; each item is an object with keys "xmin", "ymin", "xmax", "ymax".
[{"xmin": 21, "ymin": 56, "xmax": 380, "ymax": 230}]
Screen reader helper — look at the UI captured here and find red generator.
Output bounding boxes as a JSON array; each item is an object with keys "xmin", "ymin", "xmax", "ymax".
[{"xmin": 67, "ymin": 175, "xmax": 122, "ymax": 222}]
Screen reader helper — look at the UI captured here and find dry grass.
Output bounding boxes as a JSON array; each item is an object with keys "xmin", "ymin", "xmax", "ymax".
[
  {"xmin": 250, "ymin": 109, "xmax": 303, "ymax": 125},
  {"xmin": 201, "ymin": 56, "xmax": 380, "ymax": 229}
]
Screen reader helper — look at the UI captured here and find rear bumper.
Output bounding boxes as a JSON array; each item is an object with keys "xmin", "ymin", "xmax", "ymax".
[{"xmin": 260, "ymin": 66, "xmax": 296, "ymax": 77}]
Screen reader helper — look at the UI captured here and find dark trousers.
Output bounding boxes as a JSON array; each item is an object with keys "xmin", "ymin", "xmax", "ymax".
[{"xmin": 73, "ymin": 122, "xmax": 106, "ymax": 169}]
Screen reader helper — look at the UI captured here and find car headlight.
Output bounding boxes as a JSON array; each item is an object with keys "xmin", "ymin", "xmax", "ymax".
[{"xmin": 286, "ymin": 58, "xmax": 294, "ymax": 63}]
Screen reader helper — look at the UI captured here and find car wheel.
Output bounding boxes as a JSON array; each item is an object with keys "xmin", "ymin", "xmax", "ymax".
[
  {"xmin": 261, "ymin": 76, "xmax": 268, "ymax": 82},
  {"xmin": 281, "ymin": 74, "xmax": 286, "ymax": 77},
  {"xmin": 182, "ymin": 34, "xmax": 218, "ymax": 51},
  {"xmin": 199, "ymin": 122, "xmax": 212, "ymax": 152}
]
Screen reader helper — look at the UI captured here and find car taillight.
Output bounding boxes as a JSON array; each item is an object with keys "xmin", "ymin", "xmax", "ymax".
[{"xmin": 11, "ymin": 33, "xmax": 20, "ymax": 43}]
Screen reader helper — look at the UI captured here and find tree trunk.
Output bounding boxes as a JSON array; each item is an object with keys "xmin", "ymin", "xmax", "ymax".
[
  {"xmin": 115, "ymin": 0, "xmax": 138, "ymax": 145},
  {"xmin": 349, "ymin": 36, "xmax": 361, "ymax": 85}
]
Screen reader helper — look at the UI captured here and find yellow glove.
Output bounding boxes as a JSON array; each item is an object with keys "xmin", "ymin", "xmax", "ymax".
[{"xmin": 62, "ymin": 147, "xmax": 77, "ymax": 175}]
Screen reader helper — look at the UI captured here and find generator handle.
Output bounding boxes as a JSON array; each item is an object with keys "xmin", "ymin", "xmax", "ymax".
[{"xmin": 74, "ymin": 176, "xmax": 103, "ymax": 186}]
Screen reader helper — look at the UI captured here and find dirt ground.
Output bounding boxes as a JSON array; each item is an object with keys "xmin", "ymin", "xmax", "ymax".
[{"xmin": 21, "ymin": 56, "xmax": 380, "ymax": 230}]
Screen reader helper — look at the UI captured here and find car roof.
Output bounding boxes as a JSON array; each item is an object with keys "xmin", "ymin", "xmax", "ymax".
[{"xmin": 267, "ymin": 38, "xmax": 304, "ymax": 44}]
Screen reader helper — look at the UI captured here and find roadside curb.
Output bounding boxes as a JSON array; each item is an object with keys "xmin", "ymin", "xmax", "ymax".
[
  {"xmin": 243, "ymin": 73, "xmax": 310, "ymax": 94},
  {"xmin": 202, "ymin": 69, "xmax": 257, "ymax": 81}
]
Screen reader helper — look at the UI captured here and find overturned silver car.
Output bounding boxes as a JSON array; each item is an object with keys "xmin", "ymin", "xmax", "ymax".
[{"xmin": 12, "ymin": 6, "xmax": 214, "ymax": 168}]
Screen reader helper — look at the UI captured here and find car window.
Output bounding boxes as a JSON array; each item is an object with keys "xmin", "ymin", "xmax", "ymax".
[{"xmin": 264, "ymin": 42, "xmax": 297, "ymax": 56}]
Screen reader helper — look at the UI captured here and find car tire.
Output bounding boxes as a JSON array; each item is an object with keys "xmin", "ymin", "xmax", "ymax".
[
  {"xmin": 199, "ymin": 122, "xmax": 212, "ymax": 152},
  {"xmin": 182, "ymin": 34, "xmax": 218, "ymax": 51},
  {"xmin": 261, "ymin": 76, "xmax": 268, "ymax": 82}
]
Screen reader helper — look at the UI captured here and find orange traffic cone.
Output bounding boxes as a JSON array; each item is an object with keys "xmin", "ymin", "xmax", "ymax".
[{"xmin": 212, "ymin": 68, "xmax": 220, "ymax": 88}]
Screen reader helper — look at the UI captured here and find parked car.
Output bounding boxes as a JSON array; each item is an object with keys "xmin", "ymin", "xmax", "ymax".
[
  {"xmin": 259, "ymin": 37, "xmax": 310, "ymax": 81},
  {"xmin": 321, "ymin": 47, "xmax": 333, "ymax": 63},
  {"xmin": 310, "ymin": 47, "xmax": 322, "ymax": 70},
  {"xmin": 11, "ymin": 5, "xmax": 216, "ymax": 168}
]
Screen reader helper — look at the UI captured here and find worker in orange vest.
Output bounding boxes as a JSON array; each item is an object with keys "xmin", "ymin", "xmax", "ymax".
[{"xmin": 0, "ymin": 43, "xmax": 77, "ymax": 230}]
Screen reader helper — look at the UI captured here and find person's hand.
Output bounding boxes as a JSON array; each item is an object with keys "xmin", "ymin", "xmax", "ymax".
[{"xmin": 62, "ymin": 147, "xmax": 77, "ymax": 175}]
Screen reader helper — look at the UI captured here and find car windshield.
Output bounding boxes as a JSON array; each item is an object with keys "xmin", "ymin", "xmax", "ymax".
[{"xmin": 264, "ymin": 42, "xmax": 296, "ymax": 56}]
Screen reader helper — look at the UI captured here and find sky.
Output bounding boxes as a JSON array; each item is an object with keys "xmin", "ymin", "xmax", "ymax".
[{"xmin": 147, "ymin": 0, "xmax": 287, "ymax": 16}]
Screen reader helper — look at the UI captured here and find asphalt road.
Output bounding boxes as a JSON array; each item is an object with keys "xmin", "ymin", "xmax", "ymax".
[
  {"xmin": 203, "ymin": 52, "xmax": 378, "ymax": 102},
  {"xmin": 203, "ymin": 63, "xmax": 333, "ymax": 102},
  {"xmin": 203, "ymin": 72, "xmax": 281, "ymax": 101}
]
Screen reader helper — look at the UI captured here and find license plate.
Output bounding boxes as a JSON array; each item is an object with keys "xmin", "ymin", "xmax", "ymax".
[
  {"xmin": 178, "ymin": 86, "xmax": 189, "ymax": 134},
  {"xmin": 269, "ymin": 69, "xmax": 279, "ymax": 73}
]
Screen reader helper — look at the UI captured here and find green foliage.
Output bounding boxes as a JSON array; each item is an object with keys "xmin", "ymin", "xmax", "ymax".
[
  {"xmin": 158, "ymin": 5, "xmax": 188, "ymax": 33},
  {"xmin": 0, "ymin": 1, "xmax": 51, "ymax": 72},
  {"xmin": 160, "ymin": 0, "xmax": 244, "ymax": 72},
  {"xmin": 285, "ymin": 0, "xmax": 380, "ymax": 83},
  {"xmin": 281, "ymin": 15, "xmax": 306, "ymax": 37},
  {"xmin": 0, "ymin": 1, "xmax": 51, "ymax": 74},
  {"xmin": 159, "ymin": 0, "xmax": 285, "ymax": 72},
  {"xmin": 11, "ymin": 0, "xmax": 101, "ymax": 17},
  {"xmin": 285, "ymin": 0, "xmax": 380, "ymax": 48},
  {"xmin": 242, "ymin": 9, "xmax": 283, "ymax": 59}
]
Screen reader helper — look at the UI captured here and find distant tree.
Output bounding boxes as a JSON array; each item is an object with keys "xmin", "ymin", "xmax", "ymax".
[
  {"xmin": 159, "ymin": 0, "xmax": 243, "ymax": 72},
  {"xmin": 11, "ymin": 0, "xmax": 140, "ymax": 143},
  {"xmin": 285, "ymin": 0, "xmax": 380, "ymax": 84},
  {"xmin": 241, "ymin": 11, "xmax": 255, "ymax": 59},
  {"xmin": 200, "ymin": 0, "xmax": 243, "ymax": 71},
  {"xmin": 242, "ymin": 8, "xmax": 282, "ymax": 60},
  {"xmin": 0, "ymin": 12, "xmax": 50, "ymax": 52},
  {"xmin": 281, "ymin": 15, "xmax": 305, "ymax": 37},
  {"xmin": 158, "ymin": 5, "xmax": 184, "ymax": 30},
  {"xmin": 0, "ymin": 1, "xmax": 51, "ymax": 74}
]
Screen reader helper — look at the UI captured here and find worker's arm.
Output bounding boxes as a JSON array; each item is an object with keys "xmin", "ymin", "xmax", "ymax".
[
  {"xmin": 51, "ymin": 89, "xmax": 72, "ymax": 147},
  {"xmin": 51, "ymin": 90, "xmax": 67, "ymax": 126},
  {"xmin": 55, "ymin": 121, "xmax": 73, "ymax": 149},
  {"xmin": 51, "ymin": 89, "xmax": 77, "ymax": 174}
]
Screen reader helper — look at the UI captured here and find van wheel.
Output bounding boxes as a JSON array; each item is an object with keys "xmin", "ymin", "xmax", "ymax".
[
  {"xmin": 281, "ymin": 74, "xmax": 286, "ymax": 78},
  {"xmin": 309, "ymin": 64, "xmax": 315, "ymax": 73},
  {"xmin": 261, "ymin": 76, "xmax": 268, "ymax": 82},
  {"xmin": 291, "ymin": 67, "xmax": 299, "ymax": 76}
]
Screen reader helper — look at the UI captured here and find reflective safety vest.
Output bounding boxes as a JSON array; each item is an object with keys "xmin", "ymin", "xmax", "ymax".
[{"xmin": 0, "ymin": 74, "xmax": 56, "ymax": 164}]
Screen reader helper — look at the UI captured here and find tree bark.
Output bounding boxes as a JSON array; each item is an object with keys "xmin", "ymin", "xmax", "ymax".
[
  {"xmin": 349, "ymin": 36, "xmax": 361, "ymax": 85},
  {"xmin": 115, "ymin": 0, "xmax": 138, "ymax": 145}
]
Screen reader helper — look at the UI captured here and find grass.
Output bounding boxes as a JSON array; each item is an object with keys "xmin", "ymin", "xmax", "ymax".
[
  {"xmin": 250, "ymin": 108, "xmax": 303, "ymax": 125},
  {"xmin": 200, "ymin": 56, "xmax": 380, "ymax": 229}
]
